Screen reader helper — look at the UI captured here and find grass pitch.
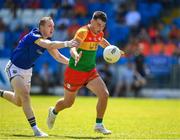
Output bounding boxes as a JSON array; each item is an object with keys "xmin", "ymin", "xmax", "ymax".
[{"xmin": 0, "ymin": 96, "xmax": 180, "ymax": 139}]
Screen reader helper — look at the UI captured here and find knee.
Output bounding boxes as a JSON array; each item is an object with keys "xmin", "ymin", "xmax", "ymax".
[
  {"xmin": 104, "ymin": 90, "xmax": 109, "ymax": 99},
  {"xmin": 20, "ymin": 92, "xmax": 30, "ymax": 103},
  {"xmin": 99, "ymin": 90, "xmax": 109, "ymax": 100}
]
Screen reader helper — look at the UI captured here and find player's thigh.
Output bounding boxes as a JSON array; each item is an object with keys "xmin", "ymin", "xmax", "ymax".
[
  {"xmin": 86, "ymin": 77, "xmax": 109, "ymax": 97},
  {"xmin": 11, "ymin": 76, "xmax": 30, "ymax": 97},
  {"xmin": 26, "ymin": 85, "xmax": 31, "ymax": 94}
]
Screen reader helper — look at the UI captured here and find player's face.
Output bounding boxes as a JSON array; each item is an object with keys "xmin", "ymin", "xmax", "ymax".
[
  {"xmin": 42, "ymin": 19, "xmax": 54, "ymax": 38},
  {"xmin": 91, "ymin": 19, "xmax": 106, "ymax": 34}
]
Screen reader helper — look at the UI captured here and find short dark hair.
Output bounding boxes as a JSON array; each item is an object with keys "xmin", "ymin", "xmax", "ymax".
[
  {"xmin": 92, "ymin": 11, "xmax": 107, "ymax": 22},
  {"xmin": 38, "ymin": 16, "xmax": 52, "ymax": 29}
]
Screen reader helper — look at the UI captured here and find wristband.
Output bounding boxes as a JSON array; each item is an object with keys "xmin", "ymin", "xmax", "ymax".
[{"xmin": 64, "ymin": 41, "xmax": 68, "ymax": 47}]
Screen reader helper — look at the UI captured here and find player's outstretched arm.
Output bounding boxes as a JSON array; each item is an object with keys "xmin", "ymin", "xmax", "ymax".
[
  {"xmin": 99, "ymin": 38, "xmax": 111, "ymax": 48},
  {"xmin": 99, "ymin": 38, "xmax": 125, "ymax": 55},
  {"xmin": 48, "ymin": 49, "xmax": 69, "ymax": 65},
  {"xmin": 35, "ymin": 38, "xmax": 79, "ymax": 49}
]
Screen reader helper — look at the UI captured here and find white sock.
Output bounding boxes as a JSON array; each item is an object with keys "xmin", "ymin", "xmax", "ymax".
[
  {"xmin": 32, "ymin": 125, "xmax": 39, "ymax": 132},
  {"xmin": 96, "ymin": 123, "xmax": 103, "ymax": 126}
]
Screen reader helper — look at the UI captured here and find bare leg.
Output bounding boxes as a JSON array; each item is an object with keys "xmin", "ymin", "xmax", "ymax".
[
  {"xmin": 47, "ymin": 89, "xmax": 77, "ymax": 129},
  {"xmin": 3, "ymin": 76, "xmax": 48, "ymax": 137},
  {"xmin": 86, "ymin": 77, "xmax": 109, "ymax": 119},
  {"xmin": 2, "ymin": 90, "xmax": 22, "ymax": 106},
  {"xmin": 54, "ymin": 89, "xmax": 77, "ymax": 113},
  {"xmin": 86, "ymin": 77, "xmax": 111, "ymax": 134},
  {"xmin": 10, "ymin": 76, "xmax": 34, "ymax": 119}
]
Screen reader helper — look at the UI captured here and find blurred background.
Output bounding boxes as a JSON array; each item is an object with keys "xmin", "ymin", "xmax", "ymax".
[{"xmin": 0, "ymin": 0, "xmax": 179, "ymax": 98}]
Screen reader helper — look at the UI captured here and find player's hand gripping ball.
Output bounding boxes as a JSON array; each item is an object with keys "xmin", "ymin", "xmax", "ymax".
[{"xmin": 103, "ymin": 45, "xmax": 122, "ymax": 64}]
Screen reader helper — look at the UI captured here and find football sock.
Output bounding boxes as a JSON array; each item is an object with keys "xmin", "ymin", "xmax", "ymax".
[
  {"xmin": 28, "ymin": 117, "xmax": 36, "ymax": 127},
  {"xmin": 96, "ymin": 118, "xmax": 103, "ymax": 125},
  {"xmin": 0, "ymin": 90, "xmax": 4, "ymax": 97},
  {"xmin": 52, "ymin": 108, "xmax": 58, "ymax": 115},
  {"xmin": 32, "ymin": 125, "xmax": 39, "ymax": 132}
]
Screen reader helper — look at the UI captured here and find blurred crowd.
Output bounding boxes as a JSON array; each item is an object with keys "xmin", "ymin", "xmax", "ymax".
[{"xmin": 0, "ymin": 0, "xmax": 180, "ymax": 96}]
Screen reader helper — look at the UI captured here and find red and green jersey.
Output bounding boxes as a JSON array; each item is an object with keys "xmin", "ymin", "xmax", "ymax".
[{"xmin": 69, "ymin": 25, "xmax": 104, "ymax": 71}]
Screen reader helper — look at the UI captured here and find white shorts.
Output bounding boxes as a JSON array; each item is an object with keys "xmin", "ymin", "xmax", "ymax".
[{"xmin": 5, "ymin": 61, "xmax": 32, "ymax": 86}]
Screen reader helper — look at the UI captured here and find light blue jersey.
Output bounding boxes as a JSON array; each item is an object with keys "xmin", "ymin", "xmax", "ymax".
[{"xmin": 10, "ymin": 28, "xmax": 48, "ymax": 69}]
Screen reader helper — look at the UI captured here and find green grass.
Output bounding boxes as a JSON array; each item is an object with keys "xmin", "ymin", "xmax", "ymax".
[{"xmin": 0, "ymin": 96, "xmax": 180, "ymax": 139}]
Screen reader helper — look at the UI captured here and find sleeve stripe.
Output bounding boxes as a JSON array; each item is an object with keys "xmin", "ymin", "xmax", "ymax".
[{"xmin": 34, "ymin": 38, "xmax": 42, "ymax": 45}]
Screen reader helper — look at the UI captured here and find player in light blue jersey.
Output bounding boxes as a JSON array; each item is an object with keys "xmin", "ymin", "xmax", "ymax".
[{"xmin": 0, "ymin": 16, "xmax": 79, "ymax": 137}]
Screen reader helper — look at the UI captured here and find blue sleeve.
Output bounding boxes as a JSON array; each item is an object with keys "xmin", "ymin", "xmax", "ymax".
[
  {"xmin": 24, "ymin": 32, "xmax": 41, "ymax": 45},
  {"xmin": 30, "ymin": 33, "xmax": 41, "ymax": 43}
]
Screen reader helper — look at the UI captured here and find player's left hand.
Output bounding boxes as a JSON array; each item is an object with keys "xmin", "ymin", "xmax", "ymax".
[
  {"xmin": 120, "ymin": 50, "xmax": 125, "ymax": 55},
  {"xmin": 74, "ymin": 51, "xmax": 82, "ymax": 66}
]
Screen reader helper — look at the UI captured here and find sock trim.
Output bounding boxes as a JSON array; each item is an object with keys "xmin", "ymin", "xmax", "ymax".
[
  {"xmin": 96, "ymin": 118, "xmax": 103, "ymax": 123},
  {"xmin": 52, "ymin": 108, "xmax": 58, "ymax": 115},
  {"xmin": 28, "ymin": 117, "xmax": 36, "ymax": 127}
]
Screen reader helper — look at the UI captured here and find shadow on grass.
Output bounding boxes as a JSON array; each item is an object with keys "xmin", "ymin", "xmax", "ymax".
[
  {"xmin": 3, "ymin": 134, "xmax": 108, "ymax": 139},
  {"xmin": 65, "ymin": 136, "xmax": 105, "ymax": 139},
  {"xmin": 51, "ymin": 134, "xmax": 105, "ymax": 139},
  {"xmin": 12, "ymin": 134, "xmax": 34, "ymax": 137}
]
